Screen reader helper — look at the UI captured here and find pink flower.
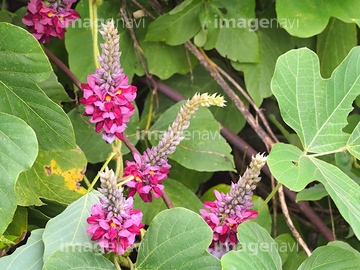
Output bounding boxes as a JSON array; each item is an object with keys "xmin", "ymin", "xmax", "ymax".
[
  {"xmin": 80, "ymin": 75, "xmax": 136, "ymax": 143},
  {"xmin": 200, "ymin": 189, "xmax": 258, "ymax": 258},
  {"xmin": 124, "ymin": 152, "xmax": 170, "ymax": 202},
  {"xmin": 80, "ymin": 20, "xmax": 137, "ymax": 143},
  {"xmin": 87, "ymin": 202, "xmax": 143, "ymax": 255},
  {"xmin": 22, "ymin": 0, "xmax": 79, "ymax": 43}
]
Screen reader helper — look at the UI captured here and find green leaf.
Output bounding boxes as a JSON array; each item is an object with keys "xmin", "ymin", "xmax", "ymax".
[
  {"xmin": 145, "ymin": 0, "xmax": 203, "ymax": 45},
  {"xmin": 221, "ymin": 221, "xmax": 282, "ymax": 270},
  {"xmin": 133, "ymin": 179, "xmax": 203, "ymax": 225},
  {"xmin": 168, "ymin": 160, "xmax": 213, "ymax": 192},
  {"xmin": 271, "ymin": 47, "xmax": 360, "ymax": 154},
  {"xmin": 38, "ymin": 72, "xmax": 73, "ymax": 104},
  {"xmin": 0, "ymin": 229, "xmax": 44, "ymax": 270},
  {"xmin": 252, "ymin": 196, "xmax": 272, "ymax": 234},
  {"xmin": 42, "ymin": 191, "xmax": 100, "ymax": 261},
  {"xmin": 296, "ymin": 183, "xmax": 328, "ymax": 202},
  {"xmin": 269, "ymin": 143, "xmax": 360, "ymax": 238},
  {"xmin": 137, "ymin": 17, "xmax": 197, "ymax": 80},
  {"xmin": 202, "ymin": 0, "xmax": 260, "ymax": 63},
  {"xmin": 0, "ymin": 23, "xmax": 76, "ymax": 151},
  {"xmin": 43, "ymin": 248, "xmax": 115, "ymax": 270},
  {"xmin": 0, "ymin": 113, "xmax": 38, "ymax": 234},
  {"xmin": 269, "ymin": 47, "xmax": 360, "ymax": 239},
  {"xmin": 150, "ymin": 102, "xmax": 234, "ymax": 172},
  {"xmin": 276, "ymin": 0, "xmax": 360, "ymax": 37},
  {"xmin": 67, "ymin": 108, "xmax": 111, "ymax": 164},
  {"xmin": 298, "ymin": 241, "xmax": 360, "ymax": 269},
  {"xmin": 16, "ymin": 148, "xmax": 87, "ymax": 206},
  {"xmin": 136, "ymin": 207, "xmax": 221, "ymax": 270},
  {"xmin": 317, "ymin": 18, "xmax": 357, "ymax": 78},
  {"xmin": 3, "ymin": 207, "xmax": 28, "ymax": 246}
]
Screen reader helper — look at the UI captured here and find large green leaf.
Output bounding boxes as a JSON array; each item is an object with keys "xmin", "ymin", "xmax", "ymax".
[
  {"xmin": 268, "ymin": 47, "xmax": 360, "ymax": 239},
  {"xmin": 133, "ymin": 179, "xmax": 204, "ymax": 225},
  {"xmin": 150, "ymin": 102, "xmax": 234, "ymax": 172},
  {"xmin": 276, "ymin": 0, "xmax": 360, "ymax": 37},
  {"xmin": 0, "ymin": 113, "xmax": 38, "ymax": 234},
  {"xmin": 43, "ymin": 248, "xmax": 115, "ymax": 270},
  {"xmin": 271, "ymin": 47, "xmax": 360, "ymax": 154},
  {"xmin": 136, "ymin": 207, "xmax": 221, "ymax": 270},
  {"xmin": 0, "ymin": 23, "xmax": 76, "ymax": 151},
  {"xmin": 42, "ymin": 191, "xmax": 100, "ymax": 261},
  {"xmin": 317, "ymin": 18, "xmax": 357, "ymax": 78},
  {"xmin": 221, "ymin": 221, "xmax": 282, "ymax": 270},
  {"xmin": 16, "ymin": 148, "xmax": 87, "ymax": 206},
  {"xmin": 0, "ymin": 229, "xmax": 44, "ymax": 270},
  {"xmin": 298, "ymin": 241, "xmax": 360, "ymax": 269}
]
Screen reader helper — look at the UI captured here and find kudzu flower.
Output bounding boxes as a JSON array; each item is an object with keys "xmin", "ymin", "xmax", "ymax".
[
  {"xmin": 124, "ymin": 93, "xmax": 225, "ymax": 202},
  {"xmin": 86, "ymin": 168, "xmax": 143, "ymax": 255},
  {"xmin": 123, "ymin": 152, "xmax": 170, "ymax": 203},
  {"xmin": 80, "ymin": 20, "xmax": 137, "ymax": 143},
  {"xmin": 200, "ymin": 153, "xmax": 267, "ymax": 258},
  {"xmin": 22, "ymin": 0, "xmax": 79, "ymax": 43}
]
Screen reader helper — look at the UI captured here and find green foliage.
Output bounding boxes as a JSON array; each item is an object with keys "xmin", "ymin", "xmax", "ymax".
[
  {"xmin": 221, "ymin": 221, "xmax": 282, "ymax": 269},
  {"xmin": 136, "ymin": 207, "xmax": 221, "ymax": 269},
  {"xmin": 268, "ymin": 47, "xmax": 360, "ymax": 239},
  {"xmin": 1, "ymin": 0, "xmax": 360, "ymax": 268}
]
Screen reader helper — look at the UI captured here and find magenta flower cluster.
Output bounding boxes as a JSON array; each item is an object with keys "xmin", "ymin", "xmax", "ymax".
[
  {"xmin": 124, "ymin": 152, "xmax": 170, "ymax": 203},
  {"xmin": 86, "ymin": 169, "xmax": 143, "ymax": 255},
  {"xmin": 80, "ymin": 20, "xmax": 136, "ymax": 143},
  {"xmin": 200, "ymin": 189, "xmax": 258, "ymax": 258},
  {"xmin": 22, "ymin": 0, "xmax": 79, "ymax": 43}
]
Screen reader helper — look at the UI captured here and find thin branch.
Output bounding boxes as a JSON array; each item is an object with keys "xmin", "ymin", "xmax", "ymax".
[
  {"xmin": 278, "ymin": 186, "xmax": 312, "ymax": 256},
  {"xmin": 184, "ymin": 41, "xmax": 275, "ymax": 151},
  {"xmin": 43, "ymin": 47, "xmax": 82, "ymax": 90}
]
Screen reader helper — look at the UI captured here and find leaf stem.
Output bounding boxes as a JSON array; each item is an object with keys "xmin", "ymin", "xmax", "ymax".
[
  {"xmin": 89, "ymin": 0, "xmax": 100, "ymax": 69},
  {"xmin": 87, "ymin": 151, "xmax": 116, "ymax": 192},
  {"xmin": 258, "ymin": 182, "xmax": 282, "ymax": 214},
  {"xmin": 308, "ymin": 147, "xmax": 348, "ymax": 157}
]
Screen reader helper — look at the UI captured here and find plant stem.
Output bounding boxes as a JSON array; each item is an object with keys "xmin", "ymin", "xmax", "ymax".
[
  {"xmin": 89, "ymin": 0, "xmax": 100, "ymax": 69},
  {"xmin": 258, "ymin": 182, "xmax": 282, "ymax": 214},
  {"xmin": 87, "ymin": 152, "xmax": 116, "ymax": 192}
]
